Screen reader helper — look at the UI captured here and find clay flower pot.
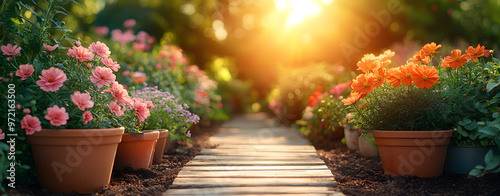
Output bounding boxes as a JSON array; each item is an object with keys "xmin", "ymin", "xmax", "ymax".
[
  {"xmin": 152, "ymin": 129, "xmax": 169, "ymax": 163},
  {"xmin": 373, "ymin": 130, "xmax": 452, "ymax": 177},
  {"xmin": 343, "ymin": 125, "xmax": 360, "ymax": 151},
  {"xmin": 357, "ymin": 132, "xmax": 379, "ymax": 157},
  {"xmin": 27, "ymin": 127, "xmax": 124, "ymax": 194},
  {"xmin": 114, "ymin": 131, "xmax": 159, "ymax": 170}
]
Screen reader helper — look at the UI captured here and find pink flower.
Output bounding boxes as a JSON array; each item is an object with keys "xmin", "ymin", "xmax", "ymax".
[
  {"xmin": 82, "ymin": 111, "xmax": 93, "ymax": 125},
  {"xmin": 71, "ymin": 91, "xmax": 94, "ymax": 111},
  {"xmin": 90, "ymin": 66, "xmax": 116, "ymax": 88},
  {"xmin": 21, "ymin": 115, "xmax": 42, "ymax": 135},
  {"xmin": 104, "ymin": 82, "xmax": 132, "ymax": 106},
  {"xmin": 43, "ymin": 43, "xmax": 58, "ymax": 52},
  {"xmin": 122, "ymin": 70, "xmax": 130, "ymax": 76},
  {"xmin": 95, "ymin": 26, "xmax": 109, "ymax": 36},
  {"xmin": 45, "ymin": 105, "xmax": 69, "ymax": 126},
  {"xmin": 133, "ymin": 101, "xmax": 150, "ymax": 121},
  {"xmin": 111, "ymin": 29, "xmax": 136, "ymax": 44},
  {"xmin": 145, "ymin": 101, "xmax": 155, "ymax": 110},
  {"xmin": 36, "ymin": 67, "xmax": 67, "ymax": 92},
  {"xmin": 132, "ymin": 42, "xmax": 150, "ymax": 51},
  {"xmin": 109, "ymin": 101, "xmax": 124, "ymax": 116},
  {"xmin": 1, "ymin": 44, "xmax": 21, "ymax": 56},
  {"xmin": 136, "ymin": 31, "xmax": 150, "ymax": 42},
  {"xmin": 23, "ymin": 108, "xmax": 31, "ymax": 114},
  {"xmin": 123, "ymin": 19, "xmax": 136, "ymax": 28},
  {"xmin": 101, "ymin": 58, "xmax": 120, "ymax": 72},
  {"xmin": 89, "ymin": 41, "xmax": 111, "ymax": 58},
  {"xmin": 15, "ymin": 64, "xmax": 34, "ymax": 80},
  {"xmin": 67, "ymin": 45, "xmax": 94, "ymax": 62},
  {"xmin": 0, "ymin": 128, "xmax": 4, "ymax": 140}
]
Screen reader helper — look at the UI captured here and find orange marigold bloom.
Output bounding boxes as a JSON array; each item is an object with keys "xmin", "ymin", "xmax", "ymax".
[
  {"xmin": 421, "ymin": 42, "xmax": 442, "ymax": 56},
  {"xmin": 409, "ymin": 50, "xmax": 430, "ymax": 65},
  {"xmin": 411, "ymin": 65, "xmax": 439, "ymax": 89},
  {"xmin": 373, "ymin": 68, "xmax": 387, "ymax": 87},
  {"xmin": 444, "ymin": 49, "xmax": 467, "ymax": 69},
  {"xmin": 377, "ymin": 50, "xmax": 395, "ymax": 67},
  {"xmin": 441, "ymin": 58, "xmax": 450, "ymax": 69},
  {"xmin": 465, "ymin": 44, "xmax": 485, "ymax": 61},
  {"xmin": 400, "ymin": 63, "xmax": 416, "ymax": 86},
  {"xmin": 357, "ymin": 54, "xmax": 381, "ymax": 73},
  {"xmin": 342, "ymin": 92, "xmax": 366, "ymax": 106},
  {"xmin": 351, "ymin": 74, "xmax": 376, "ymax": 94},
  {"xmin": 386, "ymin": 67, "xmax": 403, "ymax": 88}
]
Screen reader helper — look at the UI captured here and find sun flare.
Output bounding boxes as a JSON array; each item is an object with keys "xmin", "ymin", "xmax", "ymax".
[{"xmin": 276, "ymin": 0, "xmax": 322, "ymax": 28}]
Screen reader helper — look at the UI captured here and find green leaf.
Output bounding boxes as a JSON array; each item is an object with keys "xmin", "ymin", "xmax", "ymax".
[
  {"xmin": 479, "ymin": 127, "xmax": 496, "ymax": 136},
  {"xmin": 464, "ymin": 121, "xmax": 478, "ymax": 130},
  {"xmin": 485, "ymin": 159, "xmax": 500, "ymax": 170},
  {"xmin": 459, "ymin": 118, "xmax": 472, "ymax": 126},
  {"xmin": 468, "ymin": 168, "xmax": 482, "ymax": 177},
  {"xmin": 19, "ymin": 2, "xmax": 40, "ymax": 18},
  {"xmin": 485, "ymin": 150, "xmax": 494, "ymax": 164},
  {"xmin": 487, "ymin": 81, "xmax": 500, "ymax": 93},
  {"xmin": 493, "ymin": 57, "xmax": 500, "ymax": 64},
  {"xmin": 494, "ymin": 112, "xmax": 500, "ymax": 119}
]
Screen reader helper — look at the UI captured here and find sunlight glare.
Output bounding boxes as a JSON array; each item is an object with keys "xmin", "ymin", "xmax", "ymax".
[{"xmin": 284, "ymin": 0, "xmax": 321, "ymax": 28}]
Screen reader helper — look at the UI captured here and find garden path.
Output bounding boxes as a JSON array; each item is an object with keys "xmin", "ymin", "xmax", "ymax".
[{"xmin": 164, "ymin": 113, "xmax": 344, "ymax": 195}]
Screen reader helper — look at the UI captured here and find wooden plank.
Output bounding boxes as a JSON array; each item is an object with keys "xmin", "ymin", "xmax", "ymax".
[
  {"xmin": 187, "ymin": 159, "xmax": 325, "ymax": 166},
  {"xmin": 215, "ymin": 144, "xmax": 316, "ymax": 150},
  {"xmin": 193, "ymin": 155, "xmax": 322, "ymax": 161},
  {"xmin": 164, "ymin": 186, "xmax": 342, "ymax": 195},
  {"xmin": 177, "ymin": 169, "xmax": 333, "ymax": 178},
  {"xmin": 200, "ymin": 148, "xmax": 317, "ymax": 154},
  {"xmin": 180, "ymin": 165, "xmax": 329, "ymax": 171},
  {"xmin": 170, "ymin": 177, "xmax": 335, "ymax": 188}
]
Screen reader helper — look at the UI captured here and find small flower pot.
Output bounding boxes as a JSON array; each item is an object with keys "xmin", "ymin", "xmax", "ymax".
[
  {"xmin": 357, "ymin": 132, "xmax": 379, "ymax": 157},
  {"xmin": 27, "ymin": 127, "xmax": 124, "ymax": 194},
  {"xmin": 152, "ymin": 129, "xmax": 169, "ymax": 163},
  {"xmin": 373, "ymin": 130, "xmax": 452, "ymax": 177},
  {"xmin": 445, "ymin": 146, "xmax": 499, "ymax": 174},
  {"xmin": 164, "ymin": 136, "xmax": 178, "ymax": 154},
  {"xmin": 343, "ymin": 125, "xmax": 359, "ymax": 151},
  {"xmin": 114, "ymin": 131, "xmax": 159, "ymax": 170}
]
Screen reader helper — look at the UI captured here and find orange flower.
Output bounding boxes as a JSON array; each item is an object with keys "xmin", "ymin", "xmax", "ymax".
[
  {"xmin": 444, "ymin": 49, "xmax": 467, "ymax": 69},
  {"xmin": 421, "ymin": 42, "xmax": 442, "ymax": 56},
  {"xmin": 377, "ymin": 50, "xmax": 395, "ymax": 67},
  {"xmin": 411, "ymin": 65, "xmax": 439, "ymax": 89},
  {"xmin": 400, "ymin": 63, "xmax": 416, "ymax": 86},
  {"xmin": 351, "ymin": 74, "xmax": 376, "ymax": 94},
  {"xmin": 409, "ymin": 50, "xmax": 430, "ymax": 65},
  {"xmin": 465, "ymin": 44, "xmax": 485, "ymax": 61},
  {"xmin": 440, "ymin": 58, "xmax": 450, "ymax": 69},
  {"xmin": 372, "ymin": 68, "xmax": 387, "ymax": 87},
  {"xmin": 357, "ymin": 54, "xmax": 381, "ymax": 73},
  {"xmin": 342, "ymin": 92, "xmax": 366, "ymax": 106},
  {"xmin": 386, "ymin": 67, "xmax": 403, "ymax": 88}
]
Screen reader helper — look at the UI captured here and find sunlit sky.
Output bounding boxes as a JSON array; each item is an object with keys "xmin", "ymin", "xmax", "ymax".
[{"xmin": 275, "ymin": 0, "xmax": 333, "ymax": 28}]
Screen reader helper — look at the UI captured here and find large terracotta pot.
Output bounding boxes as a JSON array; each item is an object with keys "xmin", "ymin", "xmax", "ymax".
[
  {"xmin": 445, "ymin": 146, "xmax": 499, "ymax": 174},
  {"xmin": 114, "ymin": 131, "xmax": 159, "ymax": 170},
  {"xmin": 343, "ymin": 125, "xmax": 359, "ymax": 151},
  {"xmin": 27, "ymin": 127, "xmax": 124, "ymax": 194},
  {"xmin": 152, "ymin": 129, "xmax": 169, "ymax": 163},
  {"xmin": 373, "ymin": 130, "xmax": 452, "ymax": 177}
]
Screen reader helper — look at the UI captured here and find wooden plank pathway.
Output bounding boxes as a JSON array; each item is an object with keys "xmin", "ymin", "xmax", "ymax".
[{"xmin": 164, "ymin": 113, "xmax": 343, "ymax": 195}]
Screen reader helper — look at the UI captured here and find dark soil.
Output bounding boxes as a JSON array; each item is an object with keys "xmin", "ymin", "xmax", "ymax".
[
  {"xmin": 309, "ymin": 137, "xmax": 500, "ymax": 196},
  {"xmin": 4, "ymin": 121, "xmax": 220, "ymax": 196}
]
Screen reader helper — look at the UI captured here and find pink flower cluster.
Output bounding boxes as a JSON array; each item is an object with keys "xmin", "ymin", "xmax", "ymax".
[
  {"xmin": 111, "ymin": 29, "xmax": 136, "ymax": 44},
  {"xmin": 89, "ymin": 41, "xmax": 111, "ymax": 58},
  {"xmin": 67, "ymin": 45, "xmax": 94, "ymax": 62},
  {"xmin": 132, "ymin": 98, "xmax": 151, "ymax": 122}
]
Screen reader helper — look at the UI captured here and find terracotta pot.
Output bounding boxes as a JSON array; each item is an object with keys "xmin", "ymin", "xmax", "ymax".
[
  {"xmin": 445, "ymin": 146, "xmax": 499, "ymax": 174},
  {"xmin": 343, "ymin": 125, "xmax": 359, "ymax": 151},
  {"xmin": 114, "ymin": 131, "xmax": 159, "ymax": 170},
  {"xmin": 358, "ymin": 132, "xmax": 379, "ymax": 157},
  {"xmin": 329, "ymin": 125, "xmax": 345, "ymax": 141},
  {"xmin": 152, "ymin": 129, "xmax": 169, "ymax": 163},
  {"xmin": 164, "ymin": 136, "xmax": 179, "ymax": 154},
  {"xmin": 27, "ymin": 127, "xmax": 124, "ymax": 194},
  {"xmin": 373, "ymin": 130, "xmax": 452, "ymax": 177}
]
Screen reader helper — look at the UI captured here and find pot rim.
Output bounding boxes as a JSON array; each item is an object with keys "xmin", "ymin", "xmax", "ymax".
[
  {"xmin": 373, "ymin": 130, "xmax": 452, "ymax": 139},
  {"xmin": 32, "ymin": 127, "xmax": 125, "ymax": 137}
]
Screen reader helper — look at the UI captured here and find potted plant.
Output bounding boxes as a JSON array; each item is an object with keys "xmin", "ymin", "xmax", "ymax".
[
  {"xmin": 0, "ymin": 1, "xmax": 131, "ymax": 193},
  {"xmin": 441, "ymin": 46, "xmax": 500, "ymax": 175},
  {"xmin": 343, "ymin": 45, "xmax": 455, "ymax": 177}
]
